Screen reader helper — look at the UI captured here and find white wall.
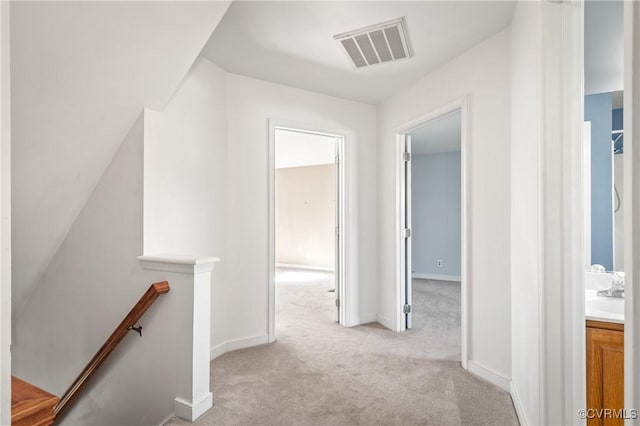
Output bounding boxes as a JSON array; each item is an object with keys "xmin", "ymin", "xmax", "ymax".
[
  {"xmin": 0, "ymin": 2, "xmax": 10, "ymax": 423},
  {"xmin": 145, "ymin": 63, "xmax": 377, "ymax": 352},
  {"xmin": 510, "ymin": 2, "xmax": 542, "ymax": 424},
  {"xmin": 144, "ymin": 57, "xmax": 227, "ymax": 258},
  {"xmin": 275, "ymin": 129, "xmax": 335, "ymax": 169},
  {"xmin": 144, "ymin": 57, "xmax": 229, "ymax": 354},
  {"xmin": 376, "ymin": 29, "xmax": 512, "ymax": 379},
  {"xmin": 11, "ymin": 116, "xmax": 180, "ymax": 425},
  {"xmin": 276, "ymin": 164, "xmax": 335, "ymax": 269},
  {"xmin": 226, "ymin": 73, "xmax": 378, "ymax": 340},
  {"xmin": 11, "ymin": 115, "xmax": 215, "ymax": 424},
  {"xmin": 10, "ymin": 1, "xmax": 230, "ymax": 322},
  {"xmin": 585, "ymin": 0, "xmax": 623, "ymax": 95},
  {"xmin": 510, "ymin": 2, "xmax": 587, "ymax": 423}
]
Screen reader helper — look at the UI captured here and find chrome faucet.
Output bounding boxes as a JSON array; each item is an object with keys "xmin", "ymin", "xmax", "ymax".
[{"xmin": 597, "ymin": 272, "xmax": 625, "ymax": 298}]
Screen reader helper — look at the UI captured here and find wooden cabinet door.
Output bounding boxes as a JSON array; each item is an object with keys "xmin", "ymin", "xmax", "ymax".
[{"xmin": 586, "ymin": 324, "xmax": 624, "ymax": 426}]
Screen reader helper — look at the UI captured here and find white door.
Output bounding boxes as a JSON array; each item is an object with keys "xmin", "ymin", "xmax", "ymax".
[{"xmin": 401, "ymin": 134, "xmax": 413, "ymax": 329}]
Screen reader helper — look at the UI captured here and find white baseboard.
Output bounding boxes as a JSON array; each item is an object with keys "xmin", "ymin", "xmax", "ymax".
[
  {"xmin": 227, "ymin": 334, "xmax": 269, "ymax": 352},
  {"xmin": 510, "ymin": 381, "xmax": 529, "ymax": 426},
  {"xmin": 210, "ymin": 341, "xmax": 227, "ymax": 360},
  {"xmin": 157, "ymin": 412, "xmax": 175, "ymax": 426},
  {"xmin": 276, "ymin": 263, "xmax": 335, "ymax": 272},
  {"xmin": 174, "ymin": 392, "xmax": 212, "ymax": 421},
  {"xmin": 210, "ymin": 334, "xmax": 270, "ymax": 360},
  {"xmin": 467, "ymin": 360, "xmax": 511, "ymax": 392},
  {"xmin": 412, "ymin": 273, "xmax": 461, "ymax": 282}
]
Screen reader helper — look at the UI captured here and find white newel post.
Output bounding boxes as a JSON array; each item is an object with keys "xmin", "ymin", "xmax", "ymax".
[{"xmin": 137, "ymin": 255, "xmax": 219, "ymax": 421}]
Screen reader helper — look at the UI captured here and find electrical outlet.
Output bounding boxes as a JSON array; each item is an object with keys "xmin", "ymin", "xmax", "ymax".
[{"xmin": 437, "ymin": 259, "xmax": 443, "ymax": 267}]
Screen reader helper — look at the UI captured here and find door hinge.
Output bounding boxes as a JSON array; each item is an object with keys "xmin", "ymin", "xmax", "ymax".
[
  {"xmin": 403, "ymin": 304, "xmax": 411, "ymax": 314},
  {"xmin": 336, "ymin": 298, "xmax": 340, "ymax": 308},
  {"xmin": 402, "ymin": 228, "xmax": 411, "ymax": 238},
  {"xmin": 335, "ymin": 226, "xmax": 340, "ymax": 237},
  {"xmin": 335, "ymin": 155, "xmax": 340, "ymax": 165},
  {"xmin": 403, "ymin": 152, "xmax": 411, "ymax": 162}
]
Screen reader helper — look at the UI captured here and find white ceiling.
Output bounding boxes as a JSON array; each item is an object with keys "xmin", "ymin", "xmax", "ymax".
[
  {"xmin": 585, "ymin": 0, "xmax": 623, "ymax": 95},
  {"xmin": 409, "ymin": 110, "xmax": 461, "ymax": 155},
  {"xmin": 276, "ymin": 129, "xmax": 336, "ymax": 169},
  {"xmin": 201, "ymin": 1, "xmax": 516, "ymax": 104}
]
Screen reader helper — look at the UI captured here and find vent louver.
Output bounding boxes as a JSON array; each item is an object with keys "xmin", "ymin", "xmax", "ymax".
[{"xmin": 334, "ymin": 17, "xmax": 413, "ymax": 69}]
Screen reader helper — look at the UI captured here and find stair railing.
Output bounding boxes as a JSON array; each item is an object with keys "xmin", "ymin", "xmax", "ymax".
[{"xmin": 53, "ymin": 281, "xmax": 170, "ymax": 419}]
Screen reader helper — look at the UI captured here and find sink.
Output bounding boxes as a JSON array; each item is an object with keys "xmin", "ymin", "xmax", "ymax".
[
  {"xmin": 585, "ymin": 271, "xmax": 618, "ymax": 291},
  {"xmin": 585, "ymin": 289, "xmax": 624, "ymax": 323}
]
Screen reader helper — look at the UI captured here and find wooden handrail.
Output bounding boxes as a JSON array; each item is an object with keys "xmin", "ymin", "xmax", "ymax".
[{"xmin": 53, "ymin": 281, "xmax": 170, "ymax": 419}]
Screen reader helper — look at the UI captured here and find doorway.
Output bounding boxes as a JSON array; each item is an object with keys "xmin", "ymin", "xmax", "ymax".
[
  {"xmin": 268, "ymin": 125, "xmax": 346, "ymax": 342},
  {"xmin": 582, "ymin": 0, "xmax": 627, "ymax": 418},
  {"xmin": 396, "ymin": 100, "xmax": 469, "ymax": 367}
]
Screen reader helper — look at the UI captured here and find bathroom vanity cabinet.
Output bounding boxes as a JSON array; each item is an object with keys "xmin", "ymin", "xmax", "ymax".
[{"xmin": 586, "ymin": 320, "xmax": 624, "ymax": 426}]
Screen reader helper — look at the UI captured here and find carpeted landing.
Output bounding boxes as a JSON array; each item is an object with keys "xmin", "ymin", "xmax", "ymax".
[{"xmin": 166, "ymin": 272, "xmax": 518, "ymax": 425}]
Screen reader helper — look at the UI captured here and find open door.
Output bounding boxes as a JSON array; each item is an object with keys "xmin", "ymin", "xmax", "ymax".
[
  {"xmin": 400, "ymin": 134, "xmax": 413, "ymax": 329},
  {"xmin": 269, "ymin": 124, "xmax": 349, "ymax": 341}
]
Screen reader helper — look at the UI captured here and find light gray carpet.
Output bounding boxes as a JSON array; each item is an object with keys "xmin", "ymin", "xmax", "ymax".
[
  {"xmin": 166, "ymin": 272, "xmax": 518, "ymax": 425},
  {"xmin": 410, "ymin": 279, "xmax": 461, "ymax": 361}
]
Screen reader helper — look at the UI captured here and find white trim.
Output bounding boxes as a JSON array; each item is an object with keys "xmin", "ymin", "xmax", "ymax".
[
  {"xmin": 467, "ymin": 360, "xmax": 511, "ymax": 393},
  {"xmin": 394, "ymin": 96, "xmax": 470, "ymax": 371},
  {"xmin": 227, "ymin": 334, "xmax": 269, "ymax": 353},
  {"xmin": 157, "ymin": 412, "xmax": 175, "ymax": 426},
  {"xmin": 510, "ymin": 382, "xmax": 529, "ymax": 426},
  {"xmin": 412, "ymin": 273, "xmax": 461, "ymax": 282},
  {"xmin": 583, "ymin": 122, "xmax": 592, "ymax": 271},
  {"xmin": 539, "ymin": 2, "xmax": 585, "ymax": 423},
  {"xmin": 565, "ymin": 3, "xmax": 587, "ymax": 422},
  {"xmin": 210, "ymin": 335, "xmax": 270, "ymax": 360},
  {"xmin": 624, "ymin": 0, "xmax": 640, "ymax": 416},
  {"xmin": 137, "ymin": 255, "xmax": 219, "ymax": 274},
  {"xmin": 276, "ymin": 263, "xmax": 335, "ymax": 272},
  {"xmin": 0, "ymin": 3, "xmax": 10, "ymax": 424},
  {"xmin": 268, "ymin": 119, "xmax": 353, "ymax": 344},
  {"xmin": 395, "ymin": 133, "xmax": 406, "ymax": 333},
  {"xmin": 210, "ymin": 342, "xmax": 227, "ymax": 361},
  {"xmin": 173, "ymin": 392, "xmax": 212, "ymax": 422}
]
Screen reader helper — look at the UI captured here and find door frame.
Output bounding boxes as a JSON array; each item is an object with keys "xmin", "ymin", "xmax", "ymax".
[
  {"xmin": 394, "ymin": 97, "xmax": 470, "ymax": 370},
  {"xmin": 624, "ymin": 0, "xmax": 640, "ymax": 414},
  {"xmin": 399, "ymin": 133, "xmax": 412, "ymax": 330},
  {"xmin": 267, "ymin": 120, "xmax": 349, "ymax": 343}
]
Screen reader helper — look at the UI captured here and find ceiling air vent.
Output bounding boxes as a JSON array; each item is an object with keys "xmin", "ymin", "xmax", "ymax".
[{"xmin": 333, "ymin": 17, "xmax": 413, "ymax": 69}]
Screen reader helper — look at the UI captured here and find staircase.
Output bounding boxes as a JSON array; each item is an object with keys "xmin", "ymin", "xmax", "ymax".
[{"xmin": 11, "ymin": 376, "xmax": 58, "ymax": 426}]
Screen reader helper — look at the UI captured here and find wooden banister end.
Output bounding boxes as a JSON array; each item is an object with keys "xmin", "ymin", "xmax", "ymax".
[{"xmin": 152, "ymin": 281, "xmax": 170, "ymax": 294}]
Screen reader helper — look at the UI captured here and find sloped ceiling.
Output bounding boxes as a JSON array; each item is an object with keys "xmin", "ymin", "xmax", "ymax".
[
  {"xmin": 585, "ymin": 0, "xmax": 623, "ymax": 95},
  {"xmin": 11, "ymin": 1, "xmax": 230, "ymax": 316},
  {"xmin": 201, "ymin": 1, "xmax": 515, "ymax": 104}
]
